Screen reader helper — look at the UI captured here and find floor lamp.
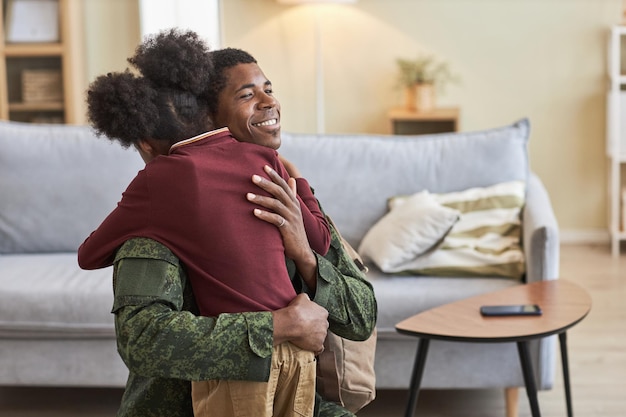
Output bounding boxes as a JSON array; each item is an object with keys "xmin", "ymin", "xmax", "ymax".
[{"xmin": 276, "ymin": 0, "xmax": 357, "ymax": 134}]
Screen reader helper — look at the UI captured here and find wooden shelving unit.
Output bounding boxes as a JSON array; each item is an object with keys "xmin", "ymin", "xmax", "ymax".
[{"xmin": 0, "ymin": 0, "xmax": 84, "ymax": 124}]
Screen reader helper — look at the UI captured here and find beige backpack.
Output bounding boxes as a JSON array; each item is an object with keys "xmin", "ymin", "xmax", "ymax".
[
  {"xmin": 316, "ymin": 218, "xmax": 377, "ymax": 413},
  {"xmin": 316, "ymin": 328, "xmax": 377, "ymax": 413}
]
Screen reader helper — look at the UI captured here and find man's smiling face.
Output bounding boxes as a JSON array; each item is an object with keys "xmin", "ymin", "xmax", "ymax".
[{"xmin": 214, "ymin": 63, "xmax": 282, "ymax": 150}]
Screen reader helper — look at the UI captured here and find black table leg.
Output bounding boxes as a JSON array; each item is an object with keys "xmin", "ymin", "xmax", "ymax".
[
  {"xmin": 404, "ymin": 338, "xmax": 430, "ymax": 417},
  {"xmin": 559, "ymin": 332, "xmax": 573, "ymax": 417},
  {"xmin": 517, "ymin": 341, "xmax": 541, "ymax": 417}
]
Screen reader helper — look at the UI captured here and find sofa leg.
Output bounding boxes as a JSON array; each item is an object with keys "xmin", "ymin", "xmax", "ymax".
[{"xmin": 505, "ymin": 387, "xmax": 519, "ymax": 417}]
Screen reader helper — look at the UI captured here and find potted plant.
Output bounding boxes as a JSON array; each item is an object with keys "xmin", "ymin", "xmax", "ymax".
[{"xmin": 396, "ymin": 54, "xmax": 457, "ymax": 111}]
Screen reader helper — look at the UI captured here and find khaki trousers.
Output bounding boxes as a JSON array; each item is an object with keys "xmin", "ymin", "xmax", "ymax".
[{"xmin": 192, "ymin": 342, "xmax": 316, "ymax": 417}]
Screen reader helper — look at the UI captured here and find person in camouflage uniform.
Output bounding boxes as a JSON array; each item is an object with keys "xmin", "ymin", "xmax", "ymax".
[
  {"xmin": 96, "ymin": 31, "xmax": 377, "ymax": 417},
  {"xmin": 112, "ymin": 216, "xmax": 375, "ymax": 417}
]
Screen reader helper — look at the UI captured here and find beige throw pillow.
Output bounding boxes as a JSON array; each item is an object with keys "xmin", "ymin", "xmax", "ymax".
[{"xmin": 358, "ymin": 191, "xmax": 460, "ymax": 273}]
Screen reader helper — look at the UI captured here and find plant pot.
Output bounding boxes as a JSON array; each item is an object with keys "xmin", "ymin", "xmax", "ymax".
[
  {"xmin": 404, "ymin": 86, "xmax": 417, "ymax": 111},
  {"xmin": 414, "ymin": 83, "xmax": 436, "ymax": 112}
]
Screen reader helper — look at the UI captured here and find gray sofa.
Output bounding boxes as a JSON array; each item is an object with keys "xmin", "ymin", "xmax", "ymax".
[{"xmin": 0, "ymin": 118, "xmax": 559, "ymax": 410}]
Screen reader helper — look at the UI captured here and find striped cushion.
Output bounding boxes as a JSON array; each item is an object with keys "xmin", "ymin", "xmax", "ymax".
[{"xmin": 387, "ymin": 181, "xmax": 526, "ymax": 280}]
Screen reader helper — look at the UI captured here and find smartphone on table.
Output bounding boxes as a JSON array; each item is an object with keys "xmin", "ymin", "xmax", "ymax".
[{"xmin": 480, "ymin": 304, "xmax": 542, "ymax": 317}]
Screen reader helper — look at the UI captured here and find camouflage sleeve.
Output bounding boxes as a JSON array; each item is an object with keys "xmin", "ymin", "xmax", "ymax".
[
  {"xmin": 112, "ymin": 238, "xmax": 273, "ymax": 382},
  {"xmin": 310, "ymin": 217, "xmax": 377, "ymax": 342}
]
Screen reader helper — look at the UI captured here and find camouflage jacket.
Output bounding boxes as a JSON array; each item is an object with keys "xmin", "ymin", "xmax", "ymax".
[{"xmin": 111, "ymin": 216, "xmax": 377, "ymax": 417}]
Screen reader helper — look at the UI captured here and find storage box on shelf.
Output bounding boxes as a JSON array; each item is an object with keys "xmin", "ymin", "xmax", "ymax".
[
  {"xmin": 22, "ymin": 69, "xmax": 63, "ymax": 103},
  {"xmin": 0, "ymin": 0, "xmax": 84, "ymax": 124}
]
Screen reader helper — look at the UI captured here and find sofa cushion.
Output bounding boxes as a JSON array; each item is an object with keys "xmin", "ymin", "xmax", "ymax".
[
  {"xmin": 366, "ymin": 271, "xmax": 521, "ymax": 333},
  {"xmin": 0, "ymin": 120, "xmax": 144, "ymax": 254},
  {"xmin": 386, "ymin": 180, "xmax": 526, "ymax": 279},
  {"xmin": 357, "ymin": 191, "xmax": 460, "ymax": 272},
  {"xmin": 0, "ymin": 254, "xmax": 115, "ymax": 338},
  {"xmin": 280, "ymin": 119, "xmax": 530, "ymax": 248}
]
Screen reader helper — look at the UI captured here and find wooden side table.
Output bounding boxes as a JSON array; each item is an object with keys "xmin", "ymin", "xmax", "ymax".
[
  {"xmin": 388, "ymin": 107, "xmax": 460, "ymax": 135},
  {"xmin": 395, "ymin": 280, "xmax": 591, "ymax": 417}
]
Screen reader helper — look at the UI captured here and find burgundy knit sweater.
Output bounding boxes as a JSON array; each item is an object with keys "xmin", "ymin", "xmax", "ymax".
[{"xmin": 78, "ymin": 128, "xmax": 330, "ymax": 316}]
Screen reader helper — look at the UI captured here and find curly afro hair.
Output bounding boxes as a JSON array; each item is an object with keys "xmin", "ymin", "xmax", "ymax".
[
  {"xmin": 204, "ymin": 48, "xmax": 257, "ymax": 116},
  {"xmin": 87, "ymin": 71, "xmax": 159, "ymax": 148},
  {"xmin": 87, "ymin": 70, "xmax": 211, "ymax": 149},
  {"xmin": 128, "ymin": 28, "xmax": 213, "ymax": 97}
]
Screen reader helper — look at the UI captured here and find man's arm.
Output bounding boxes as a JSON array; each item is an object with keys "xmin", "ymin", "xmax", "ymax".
[
  {"xmin": 113, "ymin": 238, "xmax": 273, "ymax": 382},
  {"xmin": 304, "ymin": 216, "xmax": 377, "ymax": 341},
  {"xmin": 78, "ymin": 172, "xmax": 151, "ymax": 270},
  {"xmin": 112, "ymin": 237, "xmax": 327, "ymax": 381},
  {"xmin": 249, "ymin": 165, "xmax": 377, "ymax": 342}
]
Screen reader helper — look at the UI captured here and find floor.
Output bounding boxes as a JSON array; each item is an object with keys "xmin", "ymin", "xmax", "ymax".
[{"xmin": 0, "ymin": 243, "xmax": 624, "ymax": 416}]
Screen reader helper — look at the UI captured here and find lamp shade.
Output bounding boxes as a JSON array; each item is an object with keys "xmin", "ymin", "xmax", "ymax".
[{"xmin": 277, "ymin": 0, "xmax": 356, "ymax": 4}]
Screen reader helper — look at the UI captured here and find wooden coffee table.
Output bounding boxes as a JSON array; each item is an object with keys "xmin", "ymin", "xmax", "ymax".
[{"xmin": 395, "ymin": 279, "xmax": 591, "ymax": 417}]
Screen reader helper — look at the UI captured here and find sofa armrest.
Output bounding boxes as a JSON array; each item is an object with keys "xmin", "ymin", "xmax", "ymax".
[{"xmin": 523, "ymin": 173, "xmax": 560, "ymax": 283}]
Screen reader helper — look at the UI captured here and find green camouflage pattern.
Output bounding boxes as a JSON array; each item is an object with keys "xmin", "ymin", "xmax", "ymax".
[
  {"xmin": 313, "ymin": 216, "xmax": 377, "ymax": 341},
  {"xmin": 316, "ymin": 393, "xmax": 357, "ymax": 417},
  {"xmin": 111, "ymin": 209, "xmax": 377, "ymax": 416},
  {"xmin": 113, "ymin": 238, "xmax": 273, "ymax": 416}
]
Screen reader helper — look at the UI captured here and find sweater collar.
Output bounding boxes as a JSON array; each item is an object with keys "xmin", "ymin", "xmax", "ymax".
[{"xmin": 168, "ymin": 127, "xmax": 232, "ymax": 154}]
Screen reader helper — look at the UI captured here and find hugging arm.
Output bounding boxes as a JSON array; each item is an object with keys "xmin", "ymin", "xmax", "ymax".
[
  {"xmin": 78, "ymin": 172, "xmax": 151, "ymax": 270},
  {"xmin": 112, "ymin": 237, "xmax": 328, "ymax": 381},
  {"xmin": 310, "ymin": 217, "xmax": 377, "ymax": 341},
  {"xmin": 113, "ymin": 238, "xmax": 274, "ymax": 382},
  {"xmin": 250, "ymin": 165, "xmax": 377, "ymax": 341}
]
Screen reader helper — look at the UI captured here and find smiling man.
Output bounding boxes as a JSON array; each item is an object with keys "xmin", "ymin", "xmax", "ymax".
[
  {"xmin": 103, "ymin": 38, "xmax": 376, "ymax": 417},
  {"xmin": 204, "ymin": 48, "xmax": 377, "ymax": 417},
  {"xmin": 206, "ymin": 48, "xmax": 282, "ymax": 150}
]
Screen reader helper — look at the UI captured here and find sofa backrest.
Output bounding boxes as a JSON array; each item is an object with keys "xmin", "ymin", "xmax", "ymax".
[
  {"xmin": 280, "ymin": 119, "xmax": 530, "ymax": 247},
  {"xmin": 0, "ymin": 121, "xmax": 144, "ymax": 254},
  {"xmin": 0, "ymin": 118, "xmax": 530, "ymax": 254}
]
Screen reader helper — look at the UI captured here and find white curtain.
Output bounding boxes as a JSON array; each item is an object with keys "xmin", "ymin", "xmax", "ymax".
[{"xmin": 138, "ymin": 0, "xmax": 222, "ymax": 48}]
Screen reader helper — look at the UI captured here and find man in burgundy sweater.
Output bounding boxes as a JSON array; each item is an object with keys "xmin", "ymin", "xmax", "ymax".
[
  {"xmin": 78, "ymin": 127, "xmax": 330, "ymax": 315},
  {"xmin": 78, "ymin": 125, "xmax": 330, "ymax": 417}
]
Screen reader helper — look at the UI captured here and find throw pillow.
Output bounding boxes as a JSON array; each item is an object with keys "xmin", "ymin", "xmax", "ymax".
[
  {"xmin": 388, "ymin": 180, "xmax": 526, "ymax": 280},
  {"xmin": 358, "ymin": 191, "xmax": 460, "ymax": 272}
]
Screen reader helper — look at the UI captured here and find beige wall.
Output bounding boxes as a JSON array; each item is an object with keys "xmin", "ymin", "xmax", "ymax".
[
  {"xmin": 82, "ymin": 0, "xmax": 140, "ymax": 99},
  {"xmin": 84, "ymin": 0, "xmax": 623, "ymax": 235}
]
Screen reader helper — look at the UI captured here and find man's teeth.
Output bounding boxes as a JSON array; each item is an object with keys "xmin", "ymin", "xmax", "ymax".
[{"xmin": 253, "ymin": 119, "xmax": 277, "ymax": 127}]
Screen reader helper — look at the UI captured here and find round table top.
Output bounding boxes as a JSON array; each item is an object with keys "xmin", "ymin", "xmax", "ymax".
[{"xmin": 395, "ymin": 279, "xmax": 592, "ymax": 343}]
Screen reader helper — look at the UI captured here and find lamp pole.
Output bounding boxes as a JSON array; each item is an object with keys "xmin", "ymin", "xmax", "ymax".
[
  {"xmin": 277, "ymin": 0, "xmax": 357, "ymax": 134},
  {"xmin": 314, "ymin": 9, "xmax": 325, "ymax": 133}
]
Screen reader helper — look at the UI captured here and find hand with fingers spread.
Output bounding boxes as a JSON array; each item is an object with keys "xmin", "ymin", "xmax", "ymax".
[{"xmin": 248, "ymin": 165, "xmax": 320, "ymax": 289}]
